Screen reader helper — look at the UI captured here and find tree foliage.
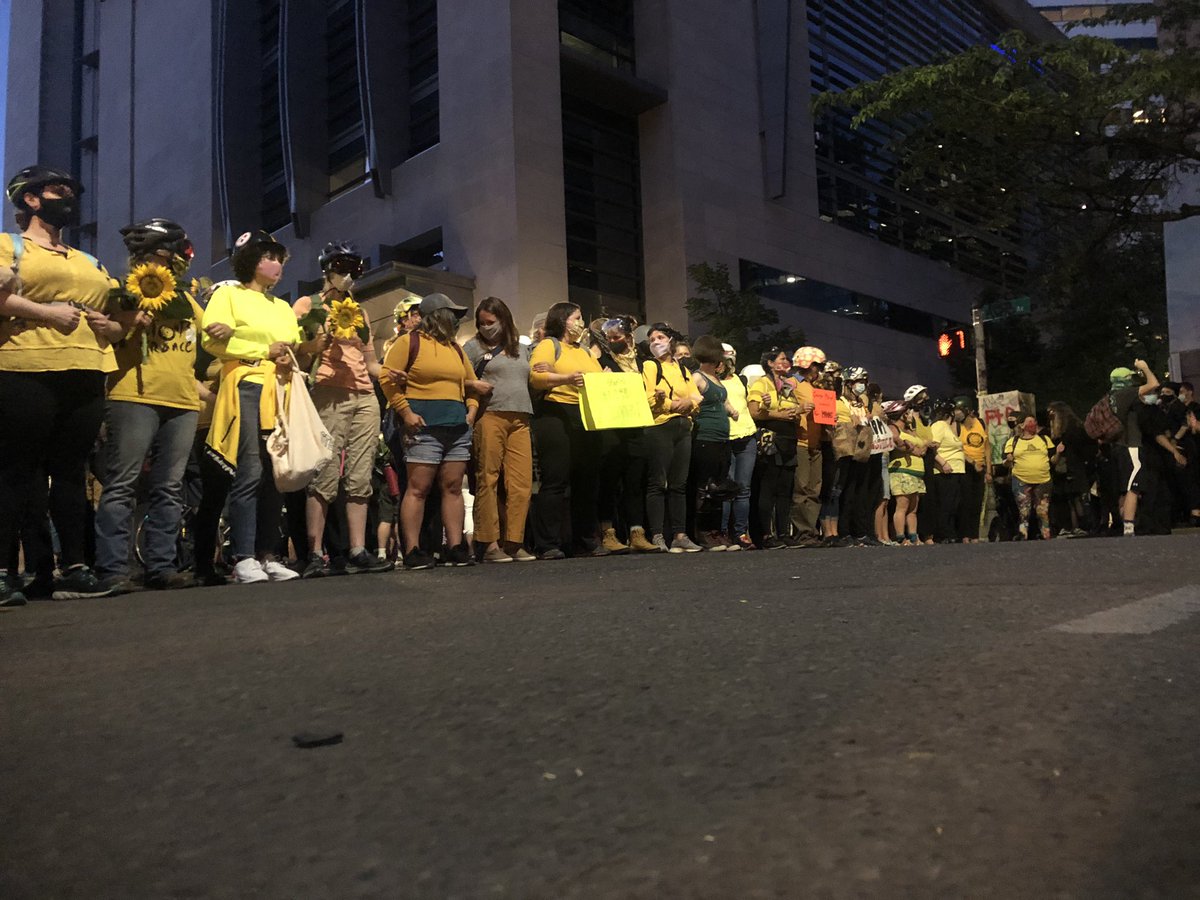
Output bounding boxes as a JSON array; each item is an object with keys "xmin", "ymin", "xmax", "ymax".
[
  {"xmin": 685, "ymin": 262, "xmax": 804, "ymax": 364},
  {"xmin": 811, "ymin": 0, "xmax": 1196, "ymax": 405}
]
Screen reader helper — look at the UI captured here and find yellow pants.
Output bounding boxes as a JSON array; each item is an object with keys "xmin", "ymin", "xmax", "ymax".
[{"xmin": 472, "ymin": 411, "xmax": 533, "ymax": 544}]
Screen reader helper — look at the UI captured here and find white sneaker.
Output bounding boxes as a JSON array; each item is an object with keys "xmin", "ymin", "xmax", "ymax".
[
  {"xmin": 261, "ymin": 559, "xmax": 300, "ymax": 581},
  {"xmin": 234, "ymin": 558, "xmax": 269, "ymax": 584}
]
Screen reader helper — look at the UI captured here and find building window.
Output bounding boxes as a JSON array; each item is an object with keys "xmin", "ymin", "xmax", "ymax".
[
  {"xmin": 807, "ymin": 0, "xmax": 1027, "ymax": 288},
  {"xmin": 559, "ymin": 0, "xmax": 636, "ymax": 72},
  {"xmin": 408, "ymin": 0, "xmax": 439, "ymax": 157},
  {"xmin": 740, "ymin": 259, "xmax": 966, "ymax": 339},
  {"xmin": 70, "ymin": 0, "xmax": 101, "ymax": 253},
  {"xmin": 326, "ymin": 0, "xmax": 366, "ymax": 194},
  {"xmin": 562, "ymin": 94, "xmax": 644, "ymax": 319},
  {"xmin": 259, "ymin": 0, "xmax": 288, "ymax": 231}
]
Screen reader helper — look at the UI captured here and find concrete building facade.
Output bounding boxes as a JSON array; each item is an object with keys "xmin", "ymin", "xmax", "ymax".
[{"xmin": 5, "ymin": 0, "xmax": 1059, "ymax": 394}]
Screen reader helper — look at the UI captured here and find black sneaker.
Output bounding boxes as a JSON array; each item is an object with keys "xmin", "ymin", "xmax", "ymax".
[
  {"xmin": 98, "ymin": 573, "xmax": 141, "ymax": 596},
  {"xmin": 403, "ymin": 547, "xmax": 435, "ymax": 570},
  {"xmin": 327, "ymin": 556, "xmax": 349, "ymax": 576},
  {"xmin": 762, "ymin": 536, "xmax": 787, "ymax": 551},
  {"xmin": 780, "ymin": 535, "xmax": 803, "ymax": 549},
  {"xmin": 52, "ymin": 566, "xmax": 114, "ymax": 600},
  {"xmin": 301, "ymin": 553, "xmax": 328, "ymax": 579},
  {"xmin": 345, "ymin": 550, "xmax": 393, "ymax": 574},
  {"xmin": 144, "ymin": 571, "xmax": 192, "ymax": 591},
  {"xmin": 443, "ymin": 543, "xmax": 474, "ymax": 567},
  {"xmin": 0, "ymin": 574, "xmax": 27, "ymax": 607}
]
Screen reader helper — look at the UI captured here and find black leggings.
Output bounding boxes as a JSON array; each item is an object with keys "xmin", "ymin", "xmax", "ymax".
[
  {"xmin": 0, "ymin": 370, "xmax": 106, "ymax": 570},
  {"xmin": 838, "ymin": 458, "xmax": 874, "ymax": 538},
  {"xmin": 645, "ymin": 417, "xmax": 692, "ymax": 537},
  {"xmin": 531, "ymin": 400, "xmax": 600, "ymax": 552},
  {"xmin": 597, "ymin": 428, "xmax": 646, "ymax": 533},
  {"xmin": 935, "ymin": 472, "xmax": 964, "ymax": 541},
  {"xmin": 690, "ymin": 438, "xmax": 731, "ymax": 533},
  {"xmin": 752, "ymin": 438, "xmax": 797, "ymax": 540}
]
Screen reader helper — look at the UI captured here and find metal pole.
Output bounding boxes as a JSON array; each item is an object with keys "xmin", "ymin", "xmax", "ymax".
[{"xmin": 972, "ymin": 306, "xmax": 987, "ymax": 398}]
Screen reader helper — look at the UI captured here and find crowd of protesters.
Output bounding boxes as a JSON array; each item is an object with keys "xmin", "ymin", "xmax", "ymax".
[{"xmin": 2, "ymin": 165, "xmax": 1199, "ymax": 606}]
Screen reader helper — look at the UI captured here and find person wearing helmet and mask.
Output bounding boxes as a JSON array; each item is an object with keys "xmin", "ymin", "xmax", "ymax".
[
  {"xmin": 748, "ymin": 347, "xmax": 802, "ymax": 549},
  {"xmin": 291, "ymin": 242, "xmax": 390, "ymax": 577},
  {"xmin": 790, "ymin": 346, "xmax": 827, "ymax": 547},
  {"xmin": 817, "ymin": 360, "xmax": 843, "ymax": 544},
  {"xmin": 955, "ymin": 396, "xmax": 988, "ymax": 542},
  {"xmin": 832, "ymin": 366, "xmax": 876, "ymax": 546},
  {"xmin": 200, "ymin": 230, "xmax": 302, "ymax": 584},
  {"xmin": 93, "ymin": 219, "xmax": 207, "ymax": 594},
  {"xmin": 0, "ymin": 166, "xmax": 125, "ymax": 604},
  {"xmin": 721, "ymin": 343, "xmax": 757, "ymax": 551},
  {"xmin": 883, "ymin": 400, "xmax": 927, "ymax": 545},
  {"xmin": 929, "ymin": 399, "xmax": 967, "ymax": 543},
  {"xmin": 903, "ymin": 384, "xmax": 939, "ymax": 543}
]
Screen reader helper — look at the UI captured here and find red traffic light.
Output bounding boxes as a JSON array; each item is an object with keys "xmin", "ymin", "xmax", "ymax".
[{"xmin": 937, "ymin": 329, "xmax": 968, "ymax": 358}]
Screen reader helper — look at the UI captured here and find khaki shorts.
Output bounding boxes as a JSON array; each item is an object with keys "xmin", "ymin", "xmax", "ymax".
[{"xmin": 309, "ymin": 384, "xmax": 378, "ymax": 502}]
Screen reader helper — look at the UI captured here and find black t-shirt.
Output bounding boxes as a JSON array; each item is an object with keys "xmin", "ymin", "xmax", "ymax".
[
  {"xmin": 1136, "ymin": 403, "xmax": 1170, "ymax": 470},
  {"xmin": 1111, "ymin": 385, "xmax": 1143, "ymax": 448}
]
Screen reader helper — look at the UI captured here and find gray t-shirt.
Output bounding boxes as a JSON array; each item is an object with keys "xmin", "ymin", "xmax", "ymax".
[{"xmin": 463, "ymin": 337, "xmax": 533, "ymax": 415}]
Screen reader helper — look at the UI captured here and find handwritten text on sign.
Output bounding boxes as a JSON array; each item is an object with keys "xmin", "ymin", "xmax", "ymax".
[
  {"xmin": 579, "ymin": 372, "xmax": 655, "ymax": 431},
  {"xmin": 812, "ymin": 388, "xmax": 837, "ymax": 426}
]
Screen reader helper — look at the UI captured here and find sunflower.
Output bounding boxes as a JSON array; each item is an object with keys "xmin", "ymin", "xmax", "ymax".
[
  {"xmin": 329, "ymin": 297, "xmax": 365, "ymax": 340},
  {"xmin": 125, "ymin": 262, "xmax": 177, "ymax": 313}
]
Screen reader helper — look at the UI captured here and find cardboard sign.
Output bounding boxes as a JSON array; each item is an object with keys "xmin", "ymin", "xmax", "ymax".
[
  {"xmin": 579, "ymin": 372, "xmax": 655, "ymax": 431},
  {"xmin": 812, "ymin": 388, "xmax": 837, "ymax": 426},
  {"xmin": 979, "ymin": 390, "xmax": 1036, "ymax": 465},
  {"xmin": 869, "ymin": 416, "xmax": 894, "ymax": 454}
]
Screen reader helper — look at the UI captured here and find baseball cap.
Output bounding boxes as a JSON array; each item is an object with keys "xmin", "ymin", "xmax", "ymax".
[
  {"xmin": 1110, "ymin": 366, "xmax": 1137, "ymax": 386},
  {"xmin": 418, "ymin": 292, "xmax": 467, "ymax": 318}
]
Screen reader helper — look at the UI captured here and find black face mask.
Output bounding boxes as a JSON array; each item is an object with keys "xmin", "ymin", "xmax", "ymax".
[
  {"xmin": 35, "ymin": 196, "xmax": 80, "ymax": 229},
  {"xmin": 609, "ymin": 339, "xmax": 628, "ymax": 354}
]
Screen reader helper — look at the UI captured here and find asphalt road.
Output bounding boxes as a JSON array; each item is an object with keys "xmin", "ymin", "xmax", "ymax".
[{"xmin": 3, "ymin": 535, "xmax": 1199, "ymax": 899}]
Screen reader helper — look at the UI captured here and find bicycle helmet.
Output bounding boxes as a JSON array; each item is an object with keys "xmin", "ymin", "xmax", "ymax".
[
  {"xmin": 822, "ymin": 360, "xmax": 842, "ymax": 375},
  {"xmin": 843, "ymin": 365, "xmax": 869, "ymax": 382},
  {"xmin": 120, "ymin": 218, "xmax": 194, "ymax": 259},
  {"xmin": 903, "ymin": 384, "xmax": 928, "ymax": 402},
  {"xmin": 881, "ymin": 400, "xmax": 907, "ymax": 418},
  {"xmin": 318, "ymin": 240, "xmax": 364, "ymax": 275},
  {"xmin": 6, "ymin": 165, "xmax": 83, "ymax": 206},
  {"xmin": 792, "ymin": 346, "xmax": 827, "ymax": 370}
]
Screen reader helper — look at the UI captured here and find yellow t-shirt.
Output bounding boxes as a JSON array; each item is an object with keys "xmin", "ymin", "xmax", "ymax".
[
  {"xmin": 960, "ymin": 419, "xmax": 987, "ymax": 466},
  {"xmin": 930, "ymin": 420, "xmax": 966, "ymax": 474},
  {"xmin": 0, "ymin": 234, "xmax": 118, "ymax": 373},
  {"xmin": 528, "ymin": 338, "xmax": 600, "ymax": 406},
  {"xmin": 200, "ymin": 283, "xmax": 301, "ymax": 385},
  {"xmin": 749, "ymin": 374, "xmax": 802, "ymax": 436},
  {"xmin": 643, "ymin": 357, "xmax": 700, "ymax": 425},
  {"xmin": 722, "ymin": 374, "xmax": 758, "ymax": 440},
  {"xmin": 107, "ymin": 294, "xmax": 205, "ymax": 410},
  {"xmin": 1005, "ymin": 433, "xmax": 1053, "ymax": 484}
]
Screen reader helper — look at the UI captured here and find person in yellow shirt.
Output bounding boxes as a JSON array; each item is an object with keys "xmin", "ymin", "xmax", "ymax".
[
  {"xmin": 720, "ymin": 343, "xmax": 758, "ymax": 551},
  {"xmin": 200, "ymin": 230, "xmax": 302, "ymax": 585},
  {"xmin": 0, "ymin": 165, "xmax": 124, "ymax": 604},
  {"xmin": 748, "ymin": 347, "xmax": 802, "ymax": 549},
  {"xmin": 94, "ymin": 219, "xmax": 208, "ymax": 594},
  {"xmin": 528, "ymin": 301, "xmax": 603, "ymax": 559},
  {"xmin": 381, "ymin": 292, "xmax": 480, "ymax": 570},
  {"xmin": 955, "ymin": 397, "xmax": 988, "ymax": 543},
  {"xmin": 1004, "ymin": 416, "xmax": 1054, "ymax": 541},
  {"xmin": 929, "ymin": 400, "xmax": 967, "ymax": 543},
  {"xmin": 643, "ymin": 323, "xmax": 702, "ymax": 553},
  {"xmin": 790, "ymin": 346, "xmax": 826, "ymax": 545}
]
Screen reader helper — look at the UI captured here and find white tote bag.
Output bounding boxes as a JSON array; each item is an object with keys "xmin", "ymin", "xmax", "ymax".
[{"xmin": 267, "ymin": 351, "xmax": 335, "ymax": 492}]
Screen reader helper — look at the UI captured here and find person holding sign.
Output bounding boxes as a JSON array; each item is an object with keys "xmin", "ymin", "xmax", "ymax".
[
  {"xmin": 528, "ymin": 302, "xmax": 603, "ymax": 559},
  {"xmin": 748, "ymin": 347, "xmax": 801, "ymax": 550},
  {"xmin": 642, "ymin": 324, "xmax": 702, "ymax": 553}
]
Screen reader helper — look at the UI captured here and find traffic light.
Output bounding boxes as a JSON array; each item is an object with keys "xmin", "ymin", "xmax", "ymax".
[{"xmin": 937, "ymin": 328, "xmax": 968, "ymax": 358}]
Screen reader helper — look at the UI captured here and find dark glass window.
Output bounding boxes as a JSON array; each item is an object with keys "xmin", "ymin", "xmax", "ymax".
[
  {"xmin": 260, "ymin": 0, "xmax": 288, "ymax": 231},
  {"xmin": 808, "ymin": 0, "xmax": 1027, "ymax": 289},
  {"xmin": 326, "ymin": 0, "xmax": 366, "ymax": 194},
  {"xmin": 740, "ymin": 259, "xmax": 966, "ymax": 338},
  {"xmin": 559, "ymin": 0, "xmax": 635, "ymax": 72},
  {"xmin": 562, "ymin": 94, "xmax": 644, "ymax": 319},
  {"xmin": 408, "ymin": 0, "xmax": 439, "ymax": 157}
]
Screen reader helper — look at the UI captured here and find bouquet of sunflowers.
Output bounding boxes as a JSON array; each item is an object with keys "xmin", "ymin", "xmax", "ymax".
[{"xmin": 296, "ymin": 295, "xmax": 370, "ymax": 344}]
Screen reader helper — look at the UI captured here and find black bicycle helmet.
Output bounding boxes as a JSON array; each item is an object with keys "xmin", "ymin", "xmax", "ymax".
[
  {"xmin": 120, "ymin": 218, "xmax": 193, "ymax": 259},
  {"xmin": 6, "ymin": 165, "xmax": 83, "ymax": 207},
  {"xmin": 318, "ymin": 240, "xmax": 363, "ymax": 274}
]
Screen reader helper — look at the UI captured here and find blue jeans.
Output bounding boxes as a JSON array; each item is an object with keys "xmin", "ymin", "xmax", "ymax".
[
  {"xmin": 95, "ymin": 400, "xmax": 198, "ymax": 577},
  {"xmin": 723, "ymin": 435, "xmax": 756, "ymax": 537},
  {"xmin": 228, "ymin": 380, "xmax": 278, "ymax": 560}
]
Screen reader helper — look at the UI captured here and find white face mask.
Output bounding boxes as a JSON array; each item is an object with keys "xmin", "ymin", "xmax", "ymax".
[
  {"xmin": 479, "ymin": 321, "xmax": 502, "ymax": 341},
  {"xmin": 650, "ymin": 340, "xmax": 671, "ymax": 360},
  {"xmin": 327, "ymin": 272, "xmax": 353, "ymax": 292},
  {"xmin": 853, "ymin": 382, "xmax": 866, "ymax": 395}
]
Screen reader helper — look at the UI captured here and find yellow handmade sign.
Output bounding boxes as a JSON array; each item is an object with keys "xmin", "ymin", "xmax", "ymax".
[{"xmin": 579, "ymin": 371, "xmax": 655, "ymax": 431}]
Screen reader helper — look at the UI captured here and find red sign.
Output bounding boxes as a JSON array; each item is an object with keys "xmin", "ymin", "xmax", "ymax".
[{"xmin": 812, "ymin": 388, "xmax": 837, "ymax": 426}]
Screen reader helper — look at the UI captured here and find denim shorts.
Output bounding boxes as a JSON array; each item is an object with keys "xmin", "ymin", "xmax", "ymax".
[{"xmin": 404, "ymin": 423, "xmax": 473, "ymax": 465}]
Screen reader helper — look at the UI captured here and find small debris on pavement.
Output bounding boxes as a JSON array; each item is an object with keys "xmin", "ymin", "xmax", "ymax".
[{"xmin": 291, "ymin": 731, "xmax": 343, "ymax": 749}]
